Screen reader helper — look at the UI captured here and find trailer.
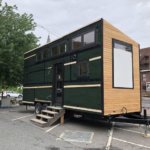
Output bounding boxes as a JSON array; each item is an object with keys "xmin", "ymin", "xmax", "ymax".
[{"xmin": 23, "ymin": 19, "xmax": 150, "ymax": 131}]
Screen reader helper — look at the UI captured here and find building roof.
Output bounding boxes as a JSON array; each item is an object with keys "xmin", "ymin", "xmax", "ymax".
[{"xmin": 141, "ymin": 47, "xmax": 150, "ymax": 51}]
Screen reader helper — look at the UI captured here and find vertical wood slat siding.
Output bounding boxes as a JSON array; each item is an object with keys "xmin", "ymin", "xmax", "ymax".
[{"xmin": 103, "ymin": 20, "xmax": 140, "ymax": 115}]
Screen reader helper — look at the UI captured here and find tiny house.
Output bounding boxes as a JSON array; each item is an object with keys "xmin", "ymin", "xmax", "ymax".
[{"xmin": 23, "ymin": 19, "xmax": 141, "ymax": 116}]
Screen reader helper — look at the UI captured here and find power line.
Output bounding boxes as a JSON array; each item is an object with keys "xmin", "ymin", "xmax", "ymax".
[{"xmin": 37, "ymin": 24, "xmax": 60, "ymax": 38}]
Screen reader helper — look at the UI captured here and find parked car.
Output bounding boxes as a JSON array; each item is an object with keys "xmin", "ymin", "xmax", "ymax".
[{"xmin": 0, "ymin": 91, "xmax": 23, "ymax": 98}]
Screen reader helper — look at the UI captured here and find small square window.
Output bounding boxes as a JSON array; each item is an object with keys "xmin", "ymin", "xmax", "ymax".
[
  {"xmin": 144, "ymin": 56, "xmax": 149, "ymax": 60},
  {"xmin": 78, "ymin": 61, "xmax": 89, "ymax": 77},
  {"xmin": 36, "ymin": 52, "xmax": 42, "ymax": 62},
  {"xmin": 51, "ymin": 46, "xmax": 59, "ymax": 56},
  {"xmin": 60, "ymin": 43, "xmax": 67, "ymax": 54},
  {"xmin": 43, "ymin": 49, "xmax": 48, "ymax": 59}
]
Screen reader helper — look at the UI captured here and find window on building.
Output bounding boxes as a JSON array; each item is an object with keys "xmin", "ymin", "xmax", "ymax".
[
  {"xmin": 51, "ymin": 46, "xmax": 59, "ymax": 56},
  {"xmin": 48, "ymin": 49, "xmax": 51, "ymax": 58},
  {"xmin": 113, "ymin": 40, "xmax": 133, "ymax": 88},
  {"xmin": 43, "ymin": 49, "xmax": 48, "ymax": 59},
  {"xmin": 60, "ymin": 43, "xmax": 67, "ymax": 54},
  {"xmin": 143, "ymin": 74, "xmax": 146, "ymax": 82},
  {"xmin": 36, "ymin": 52, "xmax": 42, "ymax": 62},
  {"xmin": 72, "ymin": 36, "xmax": 82, "ymax": 50},
  {"xmin": 78, "ymin": 61, "xmax": 89, "ymax": 77},
  {"xmin": 144, "ymin": 56, "xmax": 149, "ymax": 60},
  {"xmin": 83, "ymin": 30, "xmax": 95, "ymax": 45}
]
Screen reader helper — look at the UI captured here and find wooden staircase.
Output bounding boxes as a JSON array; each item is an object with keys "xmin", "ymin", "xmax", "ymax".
[{"xmin": 31, "ymin": 106, "xmax": 65, "ymax": 127}]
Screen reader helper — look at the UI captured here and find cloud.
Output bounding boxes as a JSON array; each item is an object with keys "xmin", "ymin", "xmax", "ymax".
[{"xmin": 4, "ymin": 0, "xmax": 150, "ymax": 48}]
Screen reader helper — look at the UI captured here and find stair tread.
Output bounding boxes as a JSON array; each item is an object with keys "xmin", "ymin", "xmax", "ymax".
[
  {"xmin": 31, "ymin": 118, "xmax": 47, "ymax": 124},
  {"xmin": 42, "ymin": 110, "xmax": 58, "ymax": 114},
  {"xmin": 36, "ymin": 114, "xmax": 53, "ymax": 119},
  {"xmin": 47, "ymin": 106, "xmax": 63, "ymax": 110}
]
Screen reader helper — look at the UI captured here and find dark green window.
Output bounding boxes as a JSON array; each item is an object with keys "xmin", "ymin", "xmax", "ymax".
[
  {"xmin": 36, "ymin": 52, "xmax": 42, "ymax": 62},
  {"xmin": 60, "ymin": 43, "xmax": 67, "ymax": 54},
  {"xmin": 51, "ymin": 46, "xmax": 59, "ymax": 56},
  {"xmin": 43, "ymin": 49, "xmax": 48, "ymax": 59},
  {"xmin": 78, "ymin": 61, "xmax": 89, "ymax": 77}
]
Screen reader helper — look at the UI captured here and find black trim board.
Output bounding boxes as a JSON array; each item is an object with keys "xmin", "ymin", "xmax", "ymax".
[
  {"xmin": 101, "ymin": 19, "xmax": 104, "ymax": 115},
  {"xmin": 139, "ymin": 44, "xmax": 142, "ymax": 113}
]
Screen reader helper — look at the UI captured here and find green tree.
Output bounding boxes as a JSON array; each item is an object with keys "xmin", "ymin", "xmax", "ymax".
[{"xmin": 0, "ymin": 0, "xmax": 39, "ymax": 88}]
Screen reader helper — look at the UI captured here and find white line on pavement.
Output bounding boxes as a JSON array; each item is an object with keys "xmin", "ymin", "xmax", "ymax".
[
  {"xmin": 45, "ymin": 124, "xmax": 60, "ymax": 133},
  {"xmin": 113, "ymin": 137, "xmax": 150, "ymax": 149},
  {"xmin": 105, "ymin": 122, "xmax": 115, "ymax": 150},
  {"xmin": 12, "ymin": 114, "xmax": 33, "ymax": 121},
  {"xmin": 115, "ymin": 127, "xmax": 144, "ymax": 135}
]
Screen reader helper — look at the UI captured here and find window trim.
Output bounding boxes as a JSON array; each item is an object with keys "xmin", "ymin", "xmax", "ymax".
[{"xmin": 112, "ymin": 39, "xmax": 134, "ymax": 89}]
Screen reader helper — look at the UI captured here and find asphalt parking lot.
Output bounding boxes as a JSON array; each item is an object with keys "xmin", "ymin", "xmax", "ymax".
[{"xmin": 0, "ymin": 98, "xmax": 150, "ymax": 150}]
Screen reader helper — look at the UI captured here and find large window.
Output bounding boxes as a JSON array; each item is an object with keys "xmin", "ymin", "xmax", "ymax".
[
  {"xmin": 72, "ymin": 36, "xmax": 82, "ymax": 50},
  {"xmin": 113, "ymin": 40, "xmax": 133, "ymax": 88},
  {"xmin": 83, "ymin": 31, "xmax": 95, "ymax": 45}
]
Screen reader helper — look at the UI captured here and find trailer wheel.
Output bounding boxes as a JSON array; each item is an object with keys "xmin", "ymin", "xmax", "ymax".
[
  {"xmin": 42, "ymin": 103, "xmax": 48, "ymax": 110},
  {"xmin": 35, "ymin": 103, "xmax": 42, "ymax": 114}
]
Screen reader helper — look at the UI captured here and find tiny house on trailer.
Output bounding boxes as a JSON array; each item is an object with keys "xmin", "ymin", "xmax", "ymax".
[{"xmin": 23, "ymin": 19, "xmax": 141, "ymax": 117}]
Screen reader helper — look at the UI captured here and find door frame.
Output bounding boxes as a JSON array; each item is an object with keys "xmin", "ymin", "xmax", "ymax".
[{"xmin": 52, "ymin": 63, "xmax": 64, "ymax": 106}]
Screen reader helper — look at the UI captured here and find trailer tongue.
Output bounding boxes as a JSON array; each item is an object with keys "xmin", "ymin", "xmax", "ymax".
[{"xmin": 100, "ymin": 109, "xmax": 150, "ymax": 137}]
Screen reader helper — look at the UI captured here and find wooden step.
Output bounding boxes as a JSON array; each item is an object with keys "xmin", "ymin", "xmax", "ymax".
[
  {"xmin": 31, "ymin": 118, "xmax": 47, "ymax": 127},
  {"xmin": 47, "ymin": 106, "xmax": 63, "ymax": 110},
  {"xmin": 31, "ymin": 107, "xmax": 65, "ymax": 127},
  {"xmin": 36, "ymin": 114, "xmax": 53, "ymax": 120},
  {"xmin": 42, "ymin": 110, "xmax": 58, "ymax": 115}
]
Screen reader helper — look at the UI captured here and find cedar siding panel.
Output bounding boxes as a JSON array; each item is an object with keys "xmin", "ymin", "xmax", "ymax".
[{"xmin": 103, "ymin": 20, "xmax": 140, "ymax": 115}]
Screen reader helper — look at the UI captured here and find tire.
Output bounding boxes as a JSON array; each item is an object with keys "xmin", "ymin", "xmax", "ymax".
[
  {"xmin": 18, "ymin": 95, "xmax": 22, "ymax": 98},
  {"xmin": 35, "ymin": 103, "xmax": 42, "ymax": 114},
  {"xmin": 42, "ymin": 103, "xmax": 48, "ymax": 110},
  {"xmin": 6, "ymin": 95, "xmax": 10, "ymax": 98}
]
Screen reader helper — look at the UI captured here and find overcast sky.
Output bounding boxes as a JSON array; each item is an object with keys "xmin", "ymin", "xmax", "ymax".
[{"xmin": 4, "ymin": 0, "xmax": 150, "ymax": 48}]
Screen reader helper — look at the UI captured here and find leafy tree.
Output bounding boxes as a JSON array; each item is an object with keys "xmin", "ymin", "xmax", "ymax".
[{"xmin": 0, "ymin": 0, "xmax": 39, "ymax": 89}]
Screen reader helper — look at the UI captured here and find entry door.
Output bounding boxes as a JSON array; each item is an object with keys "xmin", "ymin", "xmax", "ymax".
[{"xmin": 53, "ymin": 63, "xmax": 64, "ymax": 106}]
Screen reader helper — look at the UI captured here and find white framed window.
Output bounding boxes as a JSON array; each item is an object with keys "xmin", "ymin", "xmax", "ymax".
[{"xmin": 113, "ymin": 40, "xmax": 133, "ymax": 88}]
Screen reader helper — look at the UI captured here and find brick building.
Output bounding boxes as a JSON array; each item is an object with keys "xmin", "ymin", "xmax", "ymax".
[{"xmin": 140, "ymin": 47, "xmax": 150, "ymax": 96}]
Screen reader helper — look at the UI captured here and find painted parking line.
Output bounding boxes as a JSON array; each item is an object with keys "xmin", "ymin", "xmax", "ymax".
[
  {"xmin": 114, "ymin": 127, "xmax": 144, "ymax": 135},
  {"xmin": 113, "ymin": 137, "xmax": 150, "ymax": 149},
  {"xmin": 45, "ymin": 124, "xmax": 60, "ymax": 133},
  {"xmin": 105, "ymin": 122, "xmax": 115, "ymax": 150},
  {"xmin": 12, "ymin": 114, "xmax": 33, "ymax": 121},
  {"xmin": 58, "ymin": 130, "xmax": 94, "ymax": 143}
]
